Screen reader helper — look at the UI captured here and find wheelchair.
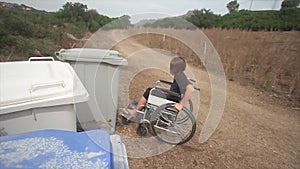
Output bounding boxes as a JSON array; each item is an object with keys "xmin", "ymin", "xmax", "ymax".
[{"xmin": 121, "ymin": 79, "xmax": 200, "ymax": 145}]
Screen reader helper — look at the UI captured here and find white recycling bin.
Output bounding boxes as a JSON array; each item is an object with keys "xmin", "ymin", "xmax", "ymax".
[
  {"xmin": 55, "ymin": 48, "xmax": 128, "ymax": 133},
  {"xmin": 0, "ymin": 57, "xmax": 89, "ymax": 135}
]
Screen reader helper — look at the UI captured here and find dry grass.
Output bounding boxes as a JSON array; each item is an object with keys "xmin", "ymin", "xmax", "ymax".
[
  {"xmin": 114, "ymin": 28, "xmax": 300, "ymax": 101},
  {"xmin": 203, "ymin": 29, "xmax": 300, "ymax": 99}
]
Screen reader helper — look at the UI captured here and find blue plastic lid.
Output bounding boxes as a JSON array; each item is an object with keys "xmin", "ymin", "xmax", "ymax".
[{"xmin": 0, "ymin": 129, "xmax": 113, "ymax": 169}]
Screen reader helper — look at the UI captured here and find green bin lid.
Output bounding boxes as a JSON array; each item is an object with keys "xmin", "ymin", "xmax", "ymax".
[{"xmin": 55, "ymin": 48, "xmax": 128, "ymax": 66}]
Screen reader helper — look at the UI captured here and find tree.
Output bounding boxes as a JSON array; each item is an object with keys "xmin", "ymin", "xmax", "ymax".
[
  {"xmin": 62, "ymin": 2, "xmax": 87, "ymax": 14},
  {"xmin": 56, "ymin": 2, "xmax": 114, "ymax": 32},
  {"xmin": 281, "ymin": 0, "xmax": 300, "ymax": 9},
  {"xmin": 145, "ymin": 17, "xmax": 197, "ymax": 29},
  {"xmin": 227, "ymin": 0, "xmax": 240, "ymax": 13},
  {"xmin": 186, "ymin": 9, "xmax": 220, "ymax": 28},
  {"xmin": 102, "ymin": 15, "xmax": 132, "ymax": 30},
  {"xmin": 60, "ymin": 2, "xmax": 87, "ymax": 22}
]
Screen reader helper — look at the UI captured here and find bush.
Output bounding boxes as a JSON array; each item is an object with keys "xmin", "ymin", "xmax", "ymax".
[{"xmin": 144, "ymin": 17, "xmax": 197, "ymax": 30}]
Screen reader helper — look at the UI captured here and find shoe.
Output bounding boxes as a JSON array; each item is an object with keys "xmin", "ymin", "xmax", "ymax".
[
  {"xmin": 120, "ymin": 108, "xmax": 137, "ymax": 122},
  {"xmin": 127, "ymin": 100, "xmax": 138, "ymax": 109}
]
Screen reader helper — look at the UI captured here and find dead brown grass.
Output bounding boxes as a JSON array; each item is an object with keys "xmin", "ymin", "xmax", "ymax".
[
  {"xmin": 202, "ymin": 29, "xmax": 300, "ymax": 99},
  {"xmin": 129, "ymin": 33, "xmax": 201, "ymax": 67},
  {"xmin": 117, "ymin": 28, "xmax": 300, "ymax": 102}
]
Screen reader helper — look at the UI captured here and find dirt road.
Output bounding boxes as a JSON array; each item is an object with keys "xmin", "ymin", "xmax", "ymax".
[{"xmin": 86, "ymin": 29, "xmax": 300, "ymax": 169}]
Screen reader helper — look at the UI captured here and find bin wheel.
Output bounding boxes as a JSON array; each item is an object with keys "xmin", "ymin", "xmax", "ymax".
[{"xmin": 136, "ymin": 123, "xmax": 148, "ymax": 136}]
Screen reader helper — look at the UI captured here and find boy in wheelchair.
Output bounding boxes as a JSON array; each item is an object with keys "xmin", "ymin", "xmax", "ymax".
[{"xmin": 121, "ymin": 56, "xmax": 195, "ymax": 121}]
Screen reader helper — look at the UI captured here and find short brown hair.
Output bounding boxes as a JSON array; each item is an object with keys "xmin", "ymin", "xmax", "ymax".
[{"xmin": 170, "ymin": 57, "xmax": 186, "ymax": 75}]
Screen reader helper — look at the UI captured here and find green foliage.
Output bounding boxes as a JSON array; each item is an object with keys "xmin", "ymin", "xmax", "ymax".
[
  {"xmin": 227, "ymin": 0, "xmax": 240, "ymax": 13},
  {"xmin": 279, "ymin": 8, "xmax": 300, "ymax": 30},
  {"xmin": 186, "ymin": 9, "xmax": 221, "ymax": 29},
  {"xmin": 220, "ymin": 10, "xmax": 283, "ymax": 31},
  {"xmin": 220, "ymin": 0, "xmax": 300, "ymax": 31},
  {"xmin": 0, "ymin": 8, "xmax": 33, "ymax": 37},
  {"xmin": 281, "ymin": 0, "xmax": 300, "ymax": 9},
  {"xmin": 144, "ymin": 17, "xmax": 197, "ymax": 30},
  {"xmin": 0, "ymin": 1, "xmax": 299, "ymax": 58},
  {"xmin": 102, "ymin": 15, "xmax": 132, "ymax": 30},
  {"xmin": 184, "ymin": 8, "xmax": 300, "ymax": 31},
  {"xmin": 55, "ymin": 2, "xmax": 114, "ymax": 32},
  {"xmin": 62, "ymin": 2, "xmax": 87, "ymax": 17},
  {"xmin": 148, "ymin": 7, "xmax": 299, "ymax": 31},
  {"xmin": 0, "ymin": 2, "xmax": 115, "ymax": 58},
  {"xmin": 85, "ymin": 9, "xmax": 113, "ymax": 32}
]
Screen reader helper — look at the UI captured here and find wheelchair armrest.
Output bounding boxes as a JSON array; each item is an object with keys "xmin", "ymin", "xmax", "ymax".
[
  {"xmin": 156, "ymin": 79, "xmax": 173, "ymax": 85},
  {"xmin": 187, "ymin": 78, "xmax": 200, "ymax": 91},
  {"xmin": 155, "ymin": 86, "xmax": 181, "ymax": 98},
  {"xmin": 194, "ymin": 86, "xmax": 200, "ymax": 91},
  {"xmin": 188, "ymin": 78, "xmax": 196, "ymax": 83},
  {"xmin": 156, "ymin": 79, "xmax": 200, "ymax": 92}
]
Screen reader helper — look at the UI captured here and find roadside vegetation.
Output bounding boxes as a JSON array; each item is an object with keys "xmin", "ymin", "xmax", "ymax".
[
  {"xmin": 0, "ymin": 0, "xmax": 299, "ymax": 102},
  {"xmin": 0, "ymin": 0, "xmax": 299, "ymax": 58},
  {"xmin": 0, "ymin": 2, "xmax": 116, "ymax": 58},
  {"xmin": 147, "ymin": 0, "xmax": 300, "ymax": 30}
]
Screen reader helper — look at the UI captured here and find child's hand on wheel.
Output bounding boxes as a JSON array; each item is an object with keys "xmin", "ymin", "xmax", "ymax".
[{"xmin": 173, "ymin": 103, "xmax": 183, "ymax": 110}]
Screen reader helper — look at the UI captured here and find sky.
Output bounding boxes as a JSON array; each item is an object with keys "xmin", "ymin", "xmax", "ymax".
[{"xmin": 2, "ymin": 0, "xmax": 284, "ymax": 22}]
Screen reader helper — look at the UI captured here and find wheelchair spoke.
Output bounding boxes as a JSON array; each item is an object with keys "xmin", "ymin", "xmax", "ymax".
[
  {"xmin": 153, "ymin": 124, "xmax": 178, "ymax": 135},
  {"xmin": 156, "ymin": 117, "xmax": 171, "ymax": 126},
  {"xmin": 161, "ymin": 109, "xmax": 177, "ymax": 117},
  {"xmin": 158, "ymin": 109, "xmax": 177, "ymax": 123},
  {"xmin": 151, "ymin": 103, "xmax": 196, "ymax": 145},
  {"xmin": 172, "ymin": 123, "xmax": 192, "ymax": 138},
  {"xmin": 154, "ymin": 123, "xmax": 192, "ymax": 142}
]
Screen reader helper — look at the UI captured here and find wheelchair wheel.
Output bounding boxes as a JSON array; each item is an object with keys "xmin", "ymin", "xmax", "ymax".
[
  {"xmin": 151, "ymin": 103, "xmax": 196, "ymax": 145},
  {"xmin": 175, "ymin": 99, "xmax": 193, "ymax": 124}
]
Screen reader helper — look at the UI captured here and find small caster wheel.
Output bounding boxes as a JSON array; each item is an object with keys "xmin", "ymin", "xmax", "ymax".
[{"xmin": 136, "ymin": 124, "xmax": 148, "ymax": 136}]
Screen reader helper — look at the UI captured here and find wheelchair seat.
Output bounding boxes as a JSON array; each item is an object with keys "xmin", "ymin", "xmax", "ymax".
[{"xmin": 147, "ymin": 86, "xmax": 181, "ymax": 108}]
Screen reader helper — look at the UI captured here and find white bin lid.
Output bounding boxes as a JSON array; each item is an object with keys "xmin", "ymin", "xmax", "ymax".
[
  {"xmin": 55, "ymin": 48, "xmax": 128, "ymax": 66},
  {"xmin": 0, "ymin": 61, "xmax": 89, "ymax": 114}
]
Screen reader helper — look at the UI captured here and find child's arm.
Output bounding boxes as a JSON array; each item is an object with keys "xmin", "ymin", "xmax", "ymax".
[{"xmin": 174, "ymin": 84, "xmax": 194, "ymax": 110}]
